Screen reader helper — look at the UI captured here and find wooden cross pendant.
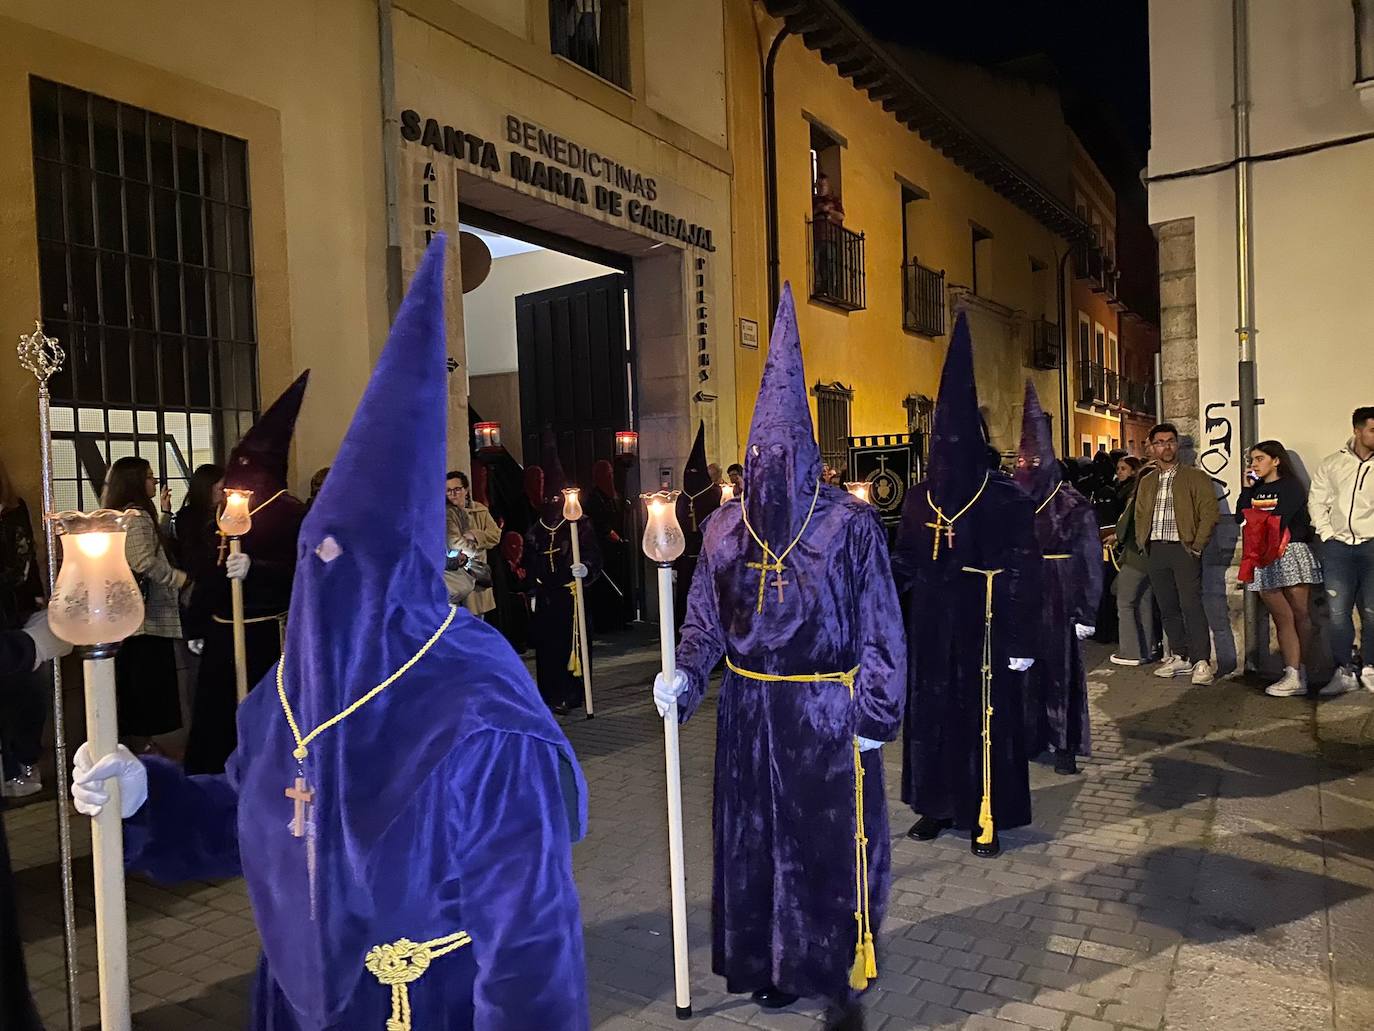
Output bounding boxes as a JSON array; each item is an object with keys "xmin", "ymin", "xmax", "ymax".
[
  {"xmin": 745, "ymin": 545, "xmax": 787, "ymax": 614},
  {"xmin": 285, "ymin": 776, "xmax": 314, "ymax": 839},
  {"xmin": 924, "ymin": 517, "xmax": 956, "ymax": 560}
]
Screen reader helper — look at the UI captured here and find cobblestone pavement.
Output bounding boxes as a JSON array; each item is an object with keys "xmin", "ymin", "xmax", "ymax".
[{"xmin": 9, "ymin": 635, "xmax": 1374, "ymax": 1030}]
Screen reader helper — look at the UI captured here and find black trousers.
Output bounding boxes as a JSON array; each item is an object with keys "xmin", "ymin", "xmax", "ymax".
[{"xmin": 1146, "ymin": 541, "xmax": 1211, "ymax": 664}]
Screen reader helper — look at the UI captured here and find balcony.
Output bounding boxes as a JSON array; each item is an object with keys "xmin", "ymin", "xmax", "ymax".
[
  {"xmin": 1077, "ymin": 361, "xmax": 1121, "ymax": 408},
  {"xmin": 902, "ymin": 259, "xmax": 946, "ymax": 336},
  {"xmin": 1121, "ymin": 377, "xmax": 1158, "ymax": 417},
  {"xmin": 1029, "ymin": 318, "xmax": 1059, "ymax": 370},
  {"xmin": 549, "ymin": 0, "xmax": 630, "ymax": 90},
  {"xmin": 1073, "ymin": 242, "xmax": 1120, "ymax": 299},
  {"xmin": 809, "ymin": 219, "xmax": 867, "ymax": 311}
]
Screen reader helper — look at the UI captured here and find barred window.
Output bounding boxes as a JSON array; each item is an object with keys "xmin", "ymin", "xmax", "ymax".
[
  {"xmin": 30, "ymin": 77, "xmax": 258, "ymax": 511},
  {"xmin": 813, "ymin": 382, "xmax": 853, "ymax": 477}
]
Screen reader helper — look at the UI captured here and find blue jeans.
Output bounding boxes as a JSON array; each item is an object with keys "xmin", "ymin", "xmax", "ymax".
[{"xmin": 1321, "ymin": 538, "xmax": 1374, "ymax": 669}]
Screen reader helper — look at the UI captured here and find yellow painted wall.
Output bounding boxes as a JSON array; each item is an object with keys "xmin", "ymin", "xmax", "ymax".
[
  {"xmin": 725, "ymin": 5, "xmax": 1071, "ymax": 464},
  {"xmin": 0, "ymin": 2, "xmax": 387, "ymax": 511}
]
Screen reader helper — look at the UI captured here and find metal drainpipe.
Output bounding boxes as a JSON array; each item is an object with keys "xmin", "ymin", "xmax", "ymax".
[
  {"xmin": 379, "ymin": 0, "xmax": 404, "ymax": 319},
  {"xmin": 763, "ymin": 27, "xmax": 791, "ymax": 320},
  {"xmin": 1057, "ymin": 245, "xmax": 1074, "ymax": 457},
  {"xmin": 1233, "ymin": 0, "xmax": 1262, "ymax": 669}
]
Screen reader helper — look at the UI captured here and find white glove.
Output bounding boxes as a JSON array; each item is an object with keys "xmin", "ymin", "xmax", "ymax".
[
  {"xmin": 571, "ymin": 563, "xmax": 588, "ymax": 579},
  {"xmin": 225, "ymin": 552, "xmax": 251, "ymax": 580},
  {"xmin": 1008, "ymin": 657, "xmax": 1035, "ymax": 672},
  {"xmin": 856, "ymin": 736, "xmax": 883, "ymax": 752},
  {"xmin": 653, "ymin": 669, "xmax": 688, "ymax": 717},
  {"xmin": 71, "ymin": 742, "xmax": 148, "ymax": 819},
  {"xmin": 1074, "ymin": 624, "xmax": 1095, "ymax": 640},
  {"xmin": 23, "ymin": 610, "xmax": 73, "ymax": 670},
  {"xmin": 187, "ymin": 639, "xmax": 205, "ymax": 656}
]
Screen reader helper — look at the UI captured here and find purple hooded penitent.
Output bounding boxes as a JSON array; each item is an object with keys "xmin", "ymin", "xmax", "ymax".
[
  {"xmin": 673, "ymin": 420, "xmax": 722, "ymax": 628},
  {"xmin": 675, "ymin": 282, "xmax": 906, "ymax": 1003},
  {"xmin": 121, "ymin": 235, "xmax": 591, "ymax": 1030},
  {"xmin": 524, "ymin": 434, "xmax": 602, "ymax": 712},
  {"xmin": 1014, "ymin": 381, "xmax": 1103, "ymax": 758},
  {"xmin": 891, "ymin": 312, "xmax": 1041, "ymax": 834},
  {"xmin": 184, "ymin": 372, "xmax": 310, "ymax": 774}
]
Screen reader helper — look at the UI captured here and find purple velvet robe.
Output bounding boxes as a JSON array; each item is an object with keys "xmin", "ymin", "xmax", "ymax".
[
  {"xmin": 1021, "ymin": 483, "xmax": 1103, "ymax": 757},
  {"xmin": 675, "ymin": 488, "xmax": 906, "ymax": 1003},
  {"xmin": 892, "ymin": 476, "xmax": 1042, "ymax": 831}
]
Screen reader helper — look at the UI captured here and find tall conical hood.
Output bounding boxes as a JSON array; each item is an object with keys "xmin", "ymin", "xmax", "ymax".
[
  {"xmin": 539, "ymin": 435, "xmax": 568, "ymax": 497},
  {"xmin": 1014, "ymin": 379, "xmax": 1060, "ymax": 502},
  {"xmin": 744, "ymin": 282, "xmax": 822, "ymax": 547},
  {"xmin": 682, "ymin": 420, "xmax": 712, "ymax": 495},
  {"xmin": 223, "ymin": 369, "xmax": 310, "ymax": 497},
  {"xmin": 926, "ymin": 311, "xmax": 990, "ymax": 507},
  {"xmin": 287, "ymin": 234, "xmax": 450, "ymax": 699}
]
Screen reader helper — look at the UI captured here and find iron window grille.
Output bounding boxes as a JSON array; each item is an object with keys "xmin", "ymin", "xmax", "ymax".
[
  {"xmin": 902, "ymin": 259, "xmax": 946, "ymax": 336},
  {"xmin": 1029, "ymin": 318, "xmax": 1059, "ymax": 370},
  {"xmin": 808, "ymin": 218, "xmax": 866, "ymax": 311},
  {"xmin": 813, "ymin": 382, "xmax": 853, "ymax": 475},
  {"xmin": 550, "ymin": 0, "xmax": 631, "ymax": 90},
  {"xmin": 30, "ymin": 77, "xmax": 258, "ymax": 512}
]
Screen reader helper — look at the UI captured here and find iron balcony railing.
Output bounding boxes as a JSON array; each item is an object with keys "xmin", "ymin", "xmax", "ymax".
[
  {"xmin": 1073, "ymin": 242, "xmax": 1120, "ymax": 299},
  {"xmin": 1030, "ymin": 318, "xmax": 1059, "ymax": 369},
  {"xmin": 549, "ymin": 0, "xmax": 631, "ymax": 90},
  {"xmin": 1077, "ymin": 361, "xmax": 1122, "ymax": 407},
  {"xmin": 808, "ymin": 218, "xmax": 867, "ymax": 311},
  {"xmin": 1121, "ymin": 377, "xmax": 1158, "ymax": 416},
  {"xmin": 901, "ymin": 259, "xmax": 946, "ymax": 336}
]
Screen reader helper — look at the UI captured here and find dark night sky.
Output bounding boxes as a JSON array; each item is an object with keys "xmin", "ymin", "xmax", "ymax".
[{"xmin": 837, "ymin": 0, "xmax": 1151, "ymax": 194}]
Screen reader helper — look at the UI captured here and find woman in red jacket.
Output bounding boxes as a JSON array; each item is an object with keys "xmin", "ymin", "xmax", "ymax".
[{"xmin": 1235, "ymin": 440, "xmax": 1323, "ymax": 697}]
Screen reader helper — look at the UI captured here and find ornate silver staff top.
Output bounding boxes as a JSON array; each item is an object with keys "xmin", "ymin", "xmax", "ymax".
[{"xmin": 18, "ymin": 320, "xmax": 65, "ymax": 385}]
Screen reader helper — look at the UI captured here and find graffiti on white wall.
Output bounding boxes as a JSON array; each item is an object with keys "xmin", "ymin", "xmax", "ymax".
[{"xmin": 1199, "ymin": 401, "xmax": 1234, "ymax": 500}]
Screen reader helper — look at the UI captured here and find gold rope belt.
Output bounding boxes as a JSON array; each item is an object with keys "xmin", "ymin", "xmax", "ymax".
[
  {"xmin": 960, "ymin": 567, "xmax": 1003, "ymax": 847},
  {"xmin": 364, "ymin": 932, "xmax": 472, "ymax": 1030},
  {"xmin": 565, "ymin": 581, "xmax": 582, "ymax": 678},
  {"xmin": 1042, "ymin": 554, "xmax": 1070, "ymax": 560},
  {"xmin": 212, "ymin": 611, "xmax": 287, "ymax": 650},
  {"xmin": 723, "ymin": 659, "xmax": 877, "ymax": 991}
]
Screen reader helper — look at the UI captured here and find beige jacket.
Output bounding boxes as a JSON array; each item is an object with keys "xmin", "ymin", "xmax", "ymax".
[{"xmin": 447, "ymin": 502, "xmax": 501, "ymax": 616}]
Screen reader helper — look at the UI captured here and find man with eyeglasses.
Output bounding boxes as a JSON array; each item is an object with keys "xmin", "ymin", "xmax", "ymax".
[{"xmin": 1131, "ymin": 424, "xmax": 1220, "ymax": 685}]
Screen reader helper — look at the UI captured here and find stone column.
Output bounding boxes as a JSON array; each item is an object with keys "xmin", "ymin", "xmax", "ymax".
[{"xmin": 1156, "ymin": 219, "xmax": 1199, "ymax": 445}]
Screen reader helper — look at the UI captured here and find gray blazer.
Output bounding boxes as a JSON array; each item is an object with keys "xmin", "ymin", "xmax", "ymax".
[{"xmin": 123, "ymin": 510, "xmax": 187, "ymax": 638}]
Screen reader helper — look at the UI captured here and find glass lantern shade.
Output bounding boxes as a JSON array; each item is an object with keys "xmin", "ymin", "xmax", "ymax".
[
  {"xmin": 641, "ymin": 491, "xmax": 685, "ymax": 563},
  {"xmin": 217, "ymin": 488, "xmax": 253, "ymax": 537},
  {"xmin": 614, "ymin": 430, "xmax": 639, "ymax": 457},
  {"xmin": 845, "ymin": 481, "xmax": 872, "ymax": 504},
  {"xmin": 48, "ymin": 510, "xmax": 145, "ymax": 646},
  {"xmin": 474, "ymin": 421, "xmax": 502, "ymax": 451},
  {"xmin": 562, "ymin": 487, "xmax": 583, "ymax": 522},
  {"xmin": 719, "ymin": 482, "xmax": 735, "ymax": 504}
]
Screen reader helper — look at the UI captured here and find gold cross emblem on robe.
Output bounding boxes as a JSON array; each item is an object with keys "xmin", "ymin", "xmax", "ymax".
[
  {"xmin": 745, "ymin": 544, "xmax": 789, "ymax": 614},
  {"xmin": 924, "ymin": 516, "xmax": 956, "ymax": 559}
]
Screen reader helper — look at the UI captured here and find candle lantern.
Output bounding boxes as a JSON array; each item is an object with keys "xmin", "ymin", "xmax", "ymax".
[
  {"xmin": 845, "ymin": 481, "xmax": 872, "ymax": 504},
  {"xmin": 719, "ymin": 482, "xmax": 735, "ymax": 504},
  {"xmin": 561, "ymin": 487, "xmax": 593, "ymax": 717},
  {"xmin": 640, "ymin": 488, "xmax": 692, "ymax": 1019},
  {"xmin": 49, "ymin": 509, "xmax": 144, "ymax": 1031},
  {"xmin": 615, "ymin": 429, "xmax": 639, "ymax": 458},
  {"xmin": 216, "ymin": 489, "xmax": 254, "ymax": 705},
  {"xmin": 473, "ymin": 421, "xmax": 502, "ymax": 451}
]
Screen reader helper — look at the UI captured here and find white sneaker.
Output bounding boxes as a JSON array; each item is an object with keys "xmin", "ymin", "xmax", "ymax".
[
  {"xmin": 1154, "ymin": 656, "xmax": 1192, "ymax": 678},
  {"xmin": 1320, "ymin": 668, "xmax": 1358, "ymax": 697},
  {"xmin": 2, "ymin": 765, "xmax": 42, "ymax": 799},
  {"xmin": 1190, "ymin": 661, "xmax": 1215, "ymax": 686},
  {"xmin": 1362, "ymin": 666, "xmax": 1374, "ymax": 693},
  {"xmin": 1265, "ymin": 667, "xmax": 1305, "ymax": 697},
  {"xmin": 1110, "ymin": 654, "xmax": 1143, "ymax": 666}
]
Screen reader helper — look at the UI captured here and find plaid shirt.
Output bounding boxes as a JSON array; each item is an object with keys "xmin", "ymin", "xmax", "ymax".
[{"xmin": 1149, "ymin": 466, "xmax": 1180, "ymax": 542}]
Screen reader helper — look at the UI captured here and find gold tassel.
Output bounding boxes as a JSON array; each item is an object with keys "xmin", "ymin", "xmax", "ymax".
[
  {"xmin": 849, "ymin": 932, "xmax": 869, "ymax": 991},
  {"xmin": 864, "ymin": 932, "xmax": 877, "ymax": 979}
]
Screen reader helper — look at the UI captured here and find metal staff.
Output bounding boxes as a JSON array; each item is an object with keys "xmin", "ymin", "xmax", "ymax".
[
  {"xmin": 561, "ymin": 488, "xmax": 595, "ymax": 718},
  {"xmin": 17, "ymin": 321, "xmax": 80, "ymax": 1031},
  {"xmin": 217, "ymin": 488, "xmax": 253, "ymax": 703},
  {"xmin": 642, "ymin": 490, "xmax": 691, "ymax": 1019},
  {"xmin": 49, "ymin": 510, "xmax": 145, "ymax": 1031}
]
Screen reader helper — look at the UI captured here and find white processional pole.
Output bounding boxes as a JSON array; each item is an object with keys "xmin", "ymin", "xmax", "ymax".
[
  {"xmin": 217, "ymin": 488, "xmax": 253, "ymax": 703},
  {"xmin": 562, "ymin": 487, "xmax": 595, "ymax": 718},
  {"xmin": 642, "ymin": 490, "xmax": 691, "ymax": 1020},
  {"xmin": 49, "ymin": 510, "xmax": 146, "ymax": 1031},
  {"xmin": 17, "ymin": 321, "xmax": 82, "ymax": 1031}
]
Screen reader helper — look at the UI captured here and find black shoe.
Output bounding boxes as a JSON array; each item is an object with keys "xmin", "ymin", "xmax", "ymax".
[
  {"xmin": 971, "ymin": 832, "xmax": 1001, "ymax": 858},
  {"xmin": 824, "ymin": 1003, "xmax": 866, "ymax": 1030},
  {"xmin": 751, "ymin": 987, "xmax": 799, "ymax": 1010},
  {"xmin": 1054, "ymin": 751, "xmax": 1078, "ymax": 775},
  {"xmin": 552, "ymin": 703, "xmax": 570, "ymax": 716},
  {"xmin": 907, "ymin": 815, "xmax": 952, "ymax": 841}
]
